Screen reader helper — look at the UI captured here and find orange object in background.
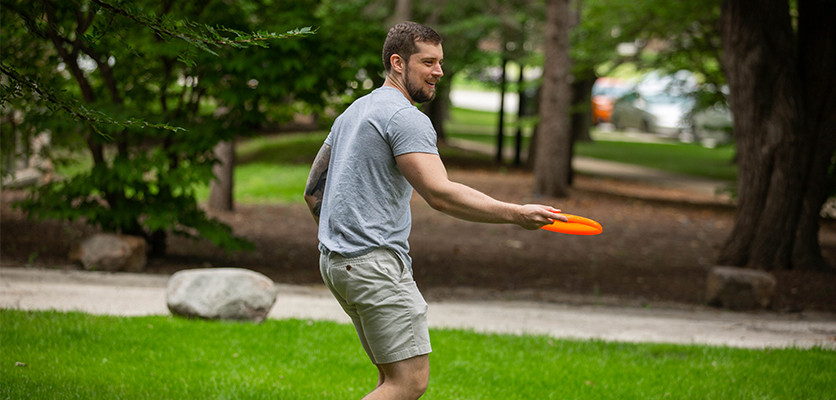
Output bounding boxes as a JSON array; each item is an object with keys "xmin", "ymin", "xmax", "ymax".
[
  {"xmin": 591, "ymin": 77, "xmax": 629, "ymax": 125},
  {"xmin": 592, "ymin": 95, "xmax": 615, "ymax": 124},
  {"xmin": 540, "ymin": 214, "xmax": 603, "ymax": 235}
]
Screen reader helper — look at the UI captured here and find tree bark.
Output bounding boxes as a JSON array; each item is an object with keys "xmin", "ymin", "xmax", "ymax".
[
  {"xmin": 208, "ymin": 140, "xmax": 235, "ymax": 211},
  {"xmin": 567, "ymin": 74, "xmax": 595, "ymax": 185},
  {"xmin": 389, "ymin": 0, "xmax": 412, "ymax": 26},
  {"xmin": 534, "ymin": 0, "xmax": 572, "ymax": 198},
  {"xmin": 425, "ymin": 74, "xmax": 452, "ymax": 144},
  {"xmin": 793, "ymin": 0, "xmax": 836, "ymax": 270},
  {"xmin": 718, "ymin": 0, "xmax": 835, "ymax": 271},
  {"xmin": 496, "ymin": 56, "xmax": 508, "ymax": 164},
  {"xmin": 514, "ymin": 65, "xmax": 526, "ymax": 166}
]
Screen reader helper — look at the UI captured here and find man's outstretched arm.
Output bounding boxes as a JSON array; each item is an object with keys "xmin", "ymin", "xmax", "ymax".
[
  {"xmin": 395, "ymin": 152, "xmax": 567, "ymax": 229},
  {"xmin": 304, "ymin": 143, "xmax": 331, "ymax": 225}
]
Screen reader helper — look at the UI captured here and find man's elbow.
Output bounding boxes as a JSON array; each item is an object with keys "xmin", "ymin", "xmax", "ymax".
[
  {"xmin": 304, "ymin": 194, "xmax": 318, "ymax": 213},
  {"xmin": 421, "ymin": 191, "xmax": 452, "ymax": 213}
]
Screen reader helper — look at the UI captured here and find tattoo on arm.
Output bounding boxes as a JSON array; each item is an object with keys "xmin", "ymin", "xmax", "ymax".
[{"xmin": 305, "ymin": 144, "xmax": 331, "ymax": 220}]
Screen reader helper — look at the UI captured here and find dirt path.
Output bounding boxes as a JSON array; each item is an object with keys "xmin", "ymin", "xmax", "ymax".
[{"xmin": 3, "ymin": 168, "xmax": 835, "ymax": 313}]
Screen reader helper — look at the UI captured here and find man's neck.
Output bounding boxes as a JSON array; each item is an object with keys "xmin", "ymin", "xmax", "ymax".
[{"xmin": 383, "ymin": 75, "xmax": 414, "ymax": 105}]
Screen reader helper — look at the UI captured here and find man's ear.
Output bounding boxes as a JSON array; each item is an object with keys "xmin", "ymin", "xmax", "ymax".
[{"xmin": 390, "ymin": 54, "xmax": 406, "ymax": 74}]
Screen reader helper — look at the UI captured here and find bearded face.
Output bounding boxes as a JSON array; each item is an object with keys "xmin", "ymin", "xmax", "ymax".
[
  {"xmin": 404, "ymin": 62, "xmax": 438, "ymax": 104},
  {"xmin": 399, "ymin": 41, "xmax": 443, "ymax": 104}
]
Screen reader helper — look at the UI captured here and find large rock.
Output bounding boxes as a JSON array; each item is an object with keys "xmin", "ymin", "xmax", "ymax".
[
  {"xmin": 706, "ymin": 266, "xmax": 777, "ymax": 310},
  {"xmin": 166, "ymin": 268, "xmax": 278, "ymax": 323},
  {"xmin": 69, "ymin": 233, "xmax": 147, "ymax": 272}
]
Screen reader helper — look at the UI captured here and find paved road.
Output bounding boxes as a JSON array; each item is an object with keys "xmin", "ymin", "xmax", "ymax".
[{"xmin": 2, "ymin": 267, "xmax": 834, "ymax": 350}]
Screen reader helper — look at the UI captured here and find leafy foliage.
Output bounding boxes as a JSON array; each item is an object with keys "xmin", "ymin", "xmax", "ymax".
[
  {"xmin": 1, "ymin": 0, "xmax": 383, "ymax": 254},
  {"xmin": 573, "ymin": 0, "xmax": 728, "ymax": 109}
]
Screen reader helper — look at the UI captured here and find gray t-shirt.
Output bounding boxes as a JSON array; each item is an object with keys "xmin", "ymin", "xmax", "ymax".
[{"xmin": 318, "ymin": 87, "xmax": 439, "ymax": 266}]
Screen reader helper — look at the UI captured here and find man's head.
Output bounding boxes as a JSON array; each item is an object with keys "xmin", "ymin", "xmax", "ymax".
[
  {"xmin": 382, "ymin": 22, "xmax": 443, "ymax": 73},
  {"xmin": 383, "ymin": 22, "xmax": 444, "ymax": 104}
]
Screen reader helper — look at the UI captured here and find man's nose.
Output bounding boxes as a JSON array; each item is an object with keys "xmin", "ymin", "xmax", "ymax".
[{"xmin": 432, "ymin": 63, "xmax": 444, "ymax": 77}]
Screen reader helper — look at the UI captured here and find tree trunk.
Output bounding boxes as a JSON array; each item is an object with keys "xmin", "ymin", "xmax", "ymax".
[
  {"xmin": 209, "ymin": 140, "xmax": 235, "ymax": 211},
  {"xmin": 425, "ymin": 73, "xmax": 452, "ymax": 144},
  {"xmin": 570, "ymin": 75, "xmax": 594, "ymax": 143},
  {"xmin": 717, "ymin": 0, "xmax": 818, "ymax": 270},
  {"xmin": 793, "ymin": 0, "xmax": 836, "ymax": 270},
  {"xmin": 566, "ymin": 75, "xmax": 595, "ymax": 185},
  {"xmin": 534, "ymin": 0, "xmax": 572, "ymax": 198},
  {"xmin": 150, "ymin": 229, "xmax": 167, "ymax": 258},
  {"xmin": 389, "ymin": 0, "xmax": 412, "ymax": 26},
  {"xmin": 514, "ymin": 65, "xmax": 526, "ymax": 167},
  {"xmin": 496, "ymin": 56, "xmax": 508, "ymax": 164}
]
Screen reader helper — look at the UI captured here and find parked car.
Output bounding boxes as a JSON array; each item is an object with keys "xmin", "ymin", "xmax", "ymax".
[
  {"xmin": 611, "ymin": 91, "xmax": 694, "ymax": 136},
  {"xmin": 610, "ymin": 71, "xmax": 734, "ymax": 147},
  {"xmin": 687, "ymin": 102, "xmax": 734, "ymax": 148},
  {"xmin": 591, "ymin": 78, "xmax": 629, "ymax": 125}
]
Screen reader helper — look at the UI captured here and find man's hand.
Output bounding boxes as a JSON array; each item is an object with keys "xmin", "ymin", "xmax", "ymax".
[{"xmin": 515, "ymin": 204, "xmax": 568, "ymax": 230}]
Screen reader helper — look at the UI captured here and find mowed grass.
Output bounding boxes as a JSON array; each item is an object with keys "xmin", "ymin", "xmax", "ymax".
[
  {"xmin": 3, "ymin": 310, "xmax": 835, "ymax": 399},
  {"xmin": 194, "ymin": 132, "xmax": 328, "ymax": 204}
]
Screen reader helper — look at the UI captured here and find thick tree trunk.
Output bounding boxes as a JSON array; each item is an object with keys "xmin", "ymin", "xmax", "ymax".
[
  {"xmin": 534, "ymin": 0, "xmax": 573, "ymax": 198},
  {"xmin": 793, "ymin": 0, "xmax": 836, "ymax": 270},
  {"xmin": 718, "ymin": 0, "xmax": 826, "ymax": 271},
  {"xmin": 719, "ymin": 0, "xmax": 801, "ymax": 269},
  {"xmin": 209, "ymin": 140, "xmax": 235, "ymax": 211}
]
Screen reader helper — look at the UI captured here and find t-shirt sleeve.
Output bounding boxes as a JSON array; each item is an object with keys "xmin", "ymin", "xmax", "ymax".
[{"xmin": 386, "ymin": 107, "xmax": 439, "ymax": 157}]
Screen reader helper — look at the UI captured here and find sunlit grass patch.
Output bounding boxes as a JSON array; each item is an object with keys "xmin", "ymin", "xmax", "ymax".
[{"xmin": 3, "ymin": 309, "xmax": 834, "ymax": 400}]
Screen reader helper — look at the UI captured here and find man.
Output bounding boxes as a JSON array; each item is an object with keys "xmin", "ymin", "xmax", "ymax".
[{"xmin": 304, "ymin": 21, "xmax": 566, "ymax": 400}]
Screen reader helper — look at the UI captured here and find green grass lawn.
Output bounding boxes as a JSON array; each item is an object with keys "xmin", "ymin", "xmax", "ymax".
[
  {"xmin": 2, "ymin": 310, "xmax": 834, "ymax": 399},
  {"xmin": 573, "ymin": 140, "xmax": 737, "ymax": 182},
  {"xmin": 193, "ymin": 132, "xmax": 329, "ymax": 204}
]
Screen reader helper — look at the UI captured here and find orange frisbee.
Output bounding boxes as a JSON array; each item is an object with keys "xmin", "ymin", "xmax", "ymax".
[{"xmin": 541, "ymin": 213, "xmax": 603, "ymax": 235}]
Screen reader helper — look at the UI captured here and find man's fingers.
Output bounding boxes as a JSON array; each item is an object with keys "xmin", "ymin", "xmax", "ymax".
[{"xmin": 544, "ymin": 207, "xmax": 568, "ymax": 222}]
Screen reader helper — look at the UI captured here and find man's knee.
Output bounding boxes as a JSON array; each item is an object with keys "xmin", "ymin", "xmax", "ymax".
[
  {"xmin": 381, "ymin": 355, "xmax": 429, "ymax": 399},
  {"xmin": 409, "ymin": 369, "xmax": 429, "ymax": 398}
]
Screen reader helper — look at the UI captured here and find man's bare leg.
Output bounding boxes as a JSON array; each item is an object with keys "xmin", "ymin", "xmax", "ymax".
[
  {"xmin": 376, "ymin": 365, "xmax": 385, "ymax": 388},
  {"xmin": 363, "ymin": 354, "xmax": 429, "ymax": 400}
]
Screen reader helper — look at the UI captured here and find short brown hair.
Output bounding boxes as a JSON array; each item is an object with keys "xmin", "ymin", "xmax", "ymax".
[{"xmin": 382, "ymin": 22, "xmax": 443, "ymax": 72}]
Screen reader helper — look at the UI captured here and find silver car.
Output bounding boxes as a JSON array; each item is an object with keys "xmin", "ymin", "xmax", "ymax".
[
  {"xmin": 611, "ymin": 91, "xmax": 693, "ymax": 136},
  {"xmin": 611, "ymin": 90, "xmax": 733, "ymax": 147}
]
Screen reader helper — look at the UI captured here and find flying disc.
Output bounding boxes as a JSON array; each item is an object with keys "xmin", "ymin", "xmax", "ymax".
[{"xmin": 541, "ymin": 213, "xmax": 603, "ymax": 235}]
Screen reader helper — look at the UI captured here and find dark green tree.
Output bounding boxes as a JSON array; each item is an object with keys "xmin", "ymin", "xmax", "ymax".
[{"xmin": 1, "ymin": 0, "xmax": 383, "ymax": 257}]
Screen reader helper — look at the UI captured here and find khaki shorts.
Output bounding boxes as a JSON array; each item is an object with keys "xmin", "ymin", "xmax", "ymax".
[{"xmin": 320, "ymin": 248, "xmax": 432, "ymax": 364}]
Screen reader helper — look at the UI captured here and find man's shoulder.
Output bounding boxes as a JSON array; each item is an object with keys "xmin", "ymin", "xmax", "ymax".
[{"xmin": 370, "ymin": 87, "xmax": 413, "ymax": 110}]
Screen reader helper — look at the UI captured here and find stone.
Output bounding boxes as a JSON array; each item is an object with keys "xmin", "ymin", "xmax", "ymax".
[
  {"xmin": 706, "ymin": 266, "xmax": 777, "ymax": 310},
  {"xmin": 69, "ymin": 233, "xmax": 147, "ymax": 272},
  {"xmin": 166, "ymin": 268, "xmax": 278, "ymax": 323}
]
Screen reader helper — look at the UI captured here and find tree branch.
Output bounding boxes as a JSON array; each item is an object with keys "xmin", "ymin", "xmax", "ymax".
[{"xmin": 89, "ymin": 0, "xmax": 314, "ymax": 53}]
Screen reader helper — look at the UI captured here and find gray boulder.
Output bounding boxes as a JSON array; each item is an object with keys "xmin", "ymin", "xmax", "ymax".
[
  {"xmin": 706, "ymin": 266, "xmax": 777, "ymax": 310},
  {"xmin": 69, "ymin": 233, "xmax": 147, "ymax": 272},
  {"xmin": 166, "ymin": 268, "xmax": 278, "ymax": 322}
]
